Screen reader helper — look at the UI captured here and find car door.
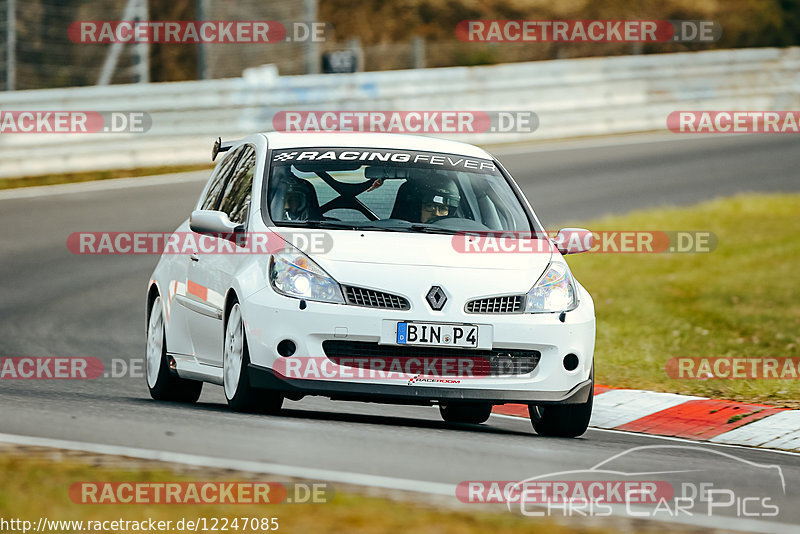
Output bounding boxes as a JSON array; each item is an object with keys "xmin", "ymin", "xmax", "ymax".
[
  {"xmin": 178, "ymin": 146, "xmax": 243, "ymax": 365},
  {"xmin": 186, "ymin": 145, "xmax": 257, "ymax": 366}
]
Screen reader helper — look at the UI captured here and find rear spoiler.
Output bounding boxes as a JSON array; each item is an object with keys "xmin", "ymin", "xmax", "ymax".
[{"xmin": 211, "ymin": 137, "xmax": 237, "ymax": 161}]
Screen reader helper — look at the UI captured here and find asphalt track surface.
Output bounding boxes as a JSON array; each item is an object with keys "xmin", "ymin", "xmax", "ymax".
[{"xmin": 1, "ymin": 133, "xmax": 800, "ymax": 532}]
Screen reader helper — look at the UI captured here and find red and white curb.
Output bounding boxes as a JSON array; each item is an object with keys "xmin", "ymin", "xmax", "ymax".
[{"xmin": 493, "ymin": 385, "xmax": 799, "ymax": 452}]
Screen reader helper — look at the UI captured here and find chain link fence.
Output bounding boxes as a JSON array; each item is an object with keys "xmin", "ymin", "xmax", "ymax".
[
  {"xmin": 197, "ymin": 0, "xmax": 310, "ymax": 78},
  {"xmin": 1, "ymin": 0, "xmax": 142, "ymax": 90},
  {"xmin": 0, "ymin": 0, "xmax": 313, "ymax": 90},
  {"xmin": 2, "ymin": 0, "xmax": 797, "ymax": 91}
]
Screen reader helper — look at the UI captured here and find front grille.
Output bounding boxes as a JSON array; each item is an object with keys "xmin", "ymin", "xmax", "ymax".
[
  {"xmin": 465, "ymin": 295, "xmax": 524, "ymax": 314},
  {"xmin": 344, "ymin": 286, "xmax": 410, "ymax": 310},
  {"xmin": 322, "ymin": 340, "xmax": 540, "ymax": 376}
]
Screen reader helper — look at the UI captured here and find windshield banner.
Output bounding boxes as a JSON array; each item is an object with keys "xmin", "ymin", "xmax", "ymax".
[{"xmin": 271, "ymin": 148, "xmax": 498, "ymax": 173}]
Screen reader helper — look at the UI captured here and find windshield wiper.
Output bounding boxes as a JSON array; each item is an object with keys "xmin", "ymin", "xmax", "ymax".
[
  {"xmin": 276, "ymin": 220, "xmax": 459, "ymax": 234},
  {"xmin": 275, "ymin": 220, "xmax": 355, "ymax": 229},
  {"xmin": 407, "ymin": 224, "xmax": 458, "ymax": 235},
  {"xmin": 276, "ymin": 220, "xmax": 402, "ymax": 232}
]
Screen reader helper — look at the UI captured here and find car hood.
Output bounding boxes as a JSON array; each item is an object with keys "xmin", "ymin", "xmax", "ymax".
[{"xmin": 275, "ymin": 229, "xmax": 554, "ymax": 296}]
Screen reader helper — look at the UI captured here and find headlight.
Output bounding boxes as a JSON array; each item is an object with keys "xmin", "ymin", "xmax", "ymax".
[
  {"xmin": 269, "ymin": 248, "xmax": 344, "ymax": 304},
  {"xmin": 524, "ymin": 262, "xmax": 577, "ymax": 313}
]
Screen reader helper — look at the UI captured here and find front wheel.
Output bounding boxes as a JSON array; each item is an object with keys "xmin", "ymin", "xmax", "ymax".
[
  {"xmin": 223, "ymin": 301, "xmax": 283, "ymax": 414},
  {"xmin": 528, "ymin": 369, "xmax": 593, "ymax": 438},
  {"xmin": 146, "ymin": 295, "xmax": 203, "ymax": 403}
]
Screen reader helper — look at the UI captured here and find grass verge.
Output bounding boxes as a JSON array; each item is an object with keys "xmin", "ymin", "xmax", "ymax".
[
  {"xmin": 561, "ymin": 193, "xmax": 800, "ymax": 407},
  {"xmin": 0, "ymin": 450, "xmax": 614, "ymax": 534},
  {"xmin": 0, "ymin": 164, "xmax": 213, "ymax": 190}
]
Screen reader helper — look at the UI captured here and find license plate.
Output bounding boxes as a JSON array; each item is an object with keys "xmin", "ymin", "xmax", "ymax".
[{"xmin": 396, "ymin": 322, "xmax": 478, "ymax": 348}]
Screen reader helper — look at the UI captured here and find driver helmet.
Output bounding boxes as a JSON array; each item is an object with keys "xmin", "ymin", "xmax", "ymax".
[
  {"xmin": 417, "ymin": 176, "xmax": 460, "ymax": 221},
  {"xmin": 283, "ymin": 181, "xmax": 310, "ymax": 221}
]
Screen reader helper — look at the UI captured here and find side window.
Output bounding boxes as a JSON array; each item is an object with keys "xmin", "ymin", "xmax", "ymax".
[
  {"xmin": 200, "ymin": 147, "xmax": 242, "ymax": 211},
  {"xmin": 218, "ymin": 145, "xmax": 256, "ymax": 225}
]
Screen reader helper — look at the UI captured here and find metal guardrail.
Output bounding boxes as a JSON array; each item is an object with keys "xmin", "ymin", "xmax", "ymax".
[{"xmin": 0, "ymin": 47, "xmax": 798, "ymax": 179}]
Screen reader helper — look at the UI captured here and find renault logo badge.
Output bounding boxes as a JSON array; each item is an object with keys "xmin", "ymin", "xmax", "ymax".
[{"xmin": 426, "ymin": 286, "xmax": 447, "ymax": 310}]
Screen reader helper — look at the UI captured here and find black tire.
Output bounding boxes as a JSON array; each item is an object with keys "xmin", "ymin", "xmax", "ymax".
[
  {"xmin": 146, "ymin": 296, "xmax": 203, "ymax": 403},
  {"xmin": 529, "ymin": 369, "xmax": 593, "ymax": 438},
  {"xmin": 224, "ymin": 301, "xmax": 283, "ymax": 415},
  {"xmin": 439, "ymin": 402, "xmax": 492, "ymax": 424}
]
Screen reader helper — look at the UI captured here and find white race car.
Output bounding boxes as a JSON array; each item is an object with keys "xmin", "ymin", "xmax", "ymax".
[{"xmin": 146, "ymin": 132, "xmax": 596, "ymax": 437}]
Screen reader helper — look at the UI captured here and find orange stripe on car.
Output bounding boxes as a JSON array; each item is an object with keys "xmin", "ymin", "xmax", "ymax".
[{"xmin": 187, "ymin": 280, "xmax": 208, "ymax": 301}]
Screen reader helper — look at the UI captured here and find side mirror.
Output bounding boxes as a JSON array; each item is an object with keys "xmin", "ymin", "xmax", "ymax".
[
  {"xmin": 553, "ymin": 228, "xmax": 593, "ymax": 254},
  {"xmin": 189, "ymin": 210, "xmax": 243, "ymax": 236}
]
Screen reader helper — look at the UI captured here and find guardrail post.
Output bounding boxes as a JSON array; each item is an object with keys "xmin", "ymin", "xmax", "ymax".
[
  {"xmin": 303, "ymin": 0, "xmax": 319, "ymax": 74},
  {"xmin": 348, "ymin": 37, "xmax": 364, "ymax": 72},
  {"xmin": 133, "ymin": 0, "xmax": 149, "ymax": 83},
  {"xmin": 412, "ymin": 36, "xmax": 425, "ymax": 69},
  {"xmin": 4, "ymin": 0, "xmax": 16, "ymax": 91},
  {"xmin": 196, "ymin": 0, "xmax": 208, "ymax": 80}
]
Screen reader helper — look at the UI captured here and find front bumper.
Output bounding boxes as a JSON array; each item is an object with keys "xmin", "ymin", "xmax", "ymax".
[
  {"xmin": 249, "ymin": 364, "xmax": 594, "ymax": 405},
  {"xmin": 241, "ymin": 282, "xmax": 595, "ymax": 398}
]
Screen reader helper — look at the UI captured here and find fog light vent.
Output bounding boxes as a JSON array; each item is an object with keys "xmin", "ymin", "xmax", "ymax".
[
  {"xmin": 563, "ymin": 353, "xmax": 579, "ymax": 371},
  {"xmin": 277, "ymin": 340, "xmax": 296, "ymax": 357}
]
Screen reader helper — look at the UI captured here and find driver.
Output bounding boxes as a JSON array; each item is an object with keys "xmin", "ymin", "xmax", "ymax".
[
  {"xmin": 417, "ymin": 177, "xmax": 461, "ymax": 223},
  {"xmin": 269, "ymin": 166, "xmax": 317, "ymax": 222},
  {"xmin": 283, "ymin": 182, "xmax": 311, "ymax": 221}
]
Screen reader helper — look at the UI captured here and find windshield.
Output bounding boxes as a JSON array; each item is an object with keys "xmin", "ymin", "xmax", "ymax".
[{"xmin": 265, "ymin": 147, "xmax": 537, "ymax": 235}]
